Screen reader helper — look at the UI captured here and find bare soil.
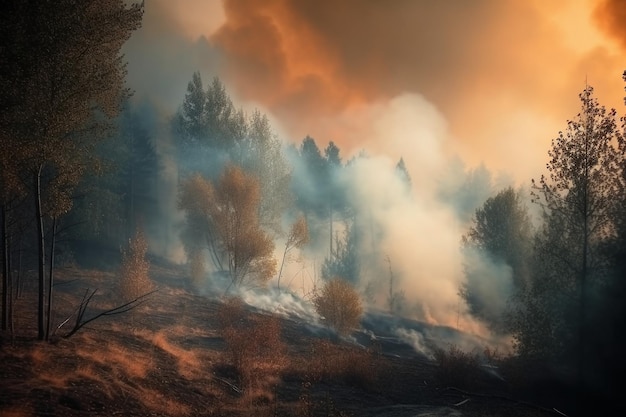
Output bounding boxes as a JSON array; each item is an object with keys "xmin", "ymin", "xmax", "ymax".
[{"xmin": 0, "ymin": 263, "xmax": 588, "ymax": 416}]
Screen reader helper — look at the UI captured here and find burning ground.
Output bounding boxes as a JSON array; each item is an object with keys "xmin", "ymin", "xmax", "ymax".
[{"xmin": 1, "ymin": 262, "xmax": 582, "ymax": 416}]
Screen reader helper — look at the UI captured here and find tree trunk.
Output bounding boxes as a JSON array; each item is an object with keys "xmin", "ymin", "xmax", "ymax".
[
  {"xmin": 46, "ymin": 217, "xmax": 57, "ymax": 341},
  {"xmin": 35, "ymin": 167, "xmax": 46, "ymax": 341},
  {"xmin": 578, "ymin": 217, "xmax": 589, "ymax": 405},
  {"xmin": 16, "ymin": 236, "xmax": 23, "ymax": 299},
  {"xmin": 276, "ymin": 244, "xmax": 288, "ymax": 291},
  {"xmin": 1, "ymin": 204, "xmax": 8, "ymax": 331}
]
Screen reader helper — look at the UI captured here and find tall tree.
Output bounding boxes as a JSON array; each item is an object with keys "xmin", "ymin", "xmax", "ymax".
[
  {"xmin": 0, "ymin": 0, "xmax": 143, "ymax": 340},
  {"xmin": 239, "ymin": 110, "xmax": 292, "ymax": 234},
  {"xmin": 527, "ymin": 86, "xmax": 624, "ymax": 387}
]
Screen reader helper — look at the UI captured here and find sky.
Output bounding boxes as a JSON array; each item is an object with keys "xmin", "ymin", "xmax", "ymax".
[{"xmin": 125, "ymin": 0, "xmax": 626, "ymax": 185}]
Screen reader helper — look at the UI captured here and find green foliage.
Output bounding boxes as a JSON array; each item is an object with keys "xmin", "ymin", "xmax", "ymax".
[
  {"xmin": 322, "ymin": 224, "xmax": 360, "ymax": 284},
  {"xmin": 314, "ymin": 278, "xmax": 363, "ymax": 335},
  {"xmin": 0, "ymin": 0, "xmax": 143, "ymax": 340},
  {"xmin": 460, "ymin": 187, "xmax": 533, "ymax": 333},
  {"xmin": 516, "ymin": 86, "xmax": 625, "ymax": 369},
  {"xmin": 174, "ymin": 74, "xmax": 292, "ymax": 233}
]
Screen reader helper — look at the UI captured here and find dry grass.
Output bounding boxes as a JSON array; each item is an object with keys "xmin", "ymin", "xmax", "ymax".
[
  {"xmin": 143, "ymin": 329, "xmax": 204, "ymax": 379},
  {"xmin": 74, "ymin": 364, "xmax": 117, "ymax": 398},
  {"xmin": 0, "ymin": 405, "xmax": 35, "ymax": 417},
  {"xmin": 137, "ymin": 387, "xmax": 192, "ymax": 416},
  {"xmin": 304, "ymin": 339, "xmax": 381, "ymax": 390},
  {"xmin": 433, "ymin": 344, "xmax": 482, "ymax": 388},
  {"xmin": 217, "ymin": 296, "xmax": 288, "ymax": 401},
  {"xmin": 1, "ymin": 262, "xmax": 567, "ymax": 417}
]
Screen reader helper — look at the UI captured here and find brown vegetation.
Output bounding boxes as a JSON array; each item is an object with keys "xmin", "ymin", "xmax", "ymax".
[
  {"xmin": 118, "ymin": 227, "xmax": 153, "ymax": 302},
  {"xmin": 313, "ymin": 278, "xmax": 363, "ymax": 335},
  {"xmin": 0, "ymin": 265, "xmax": 577, "ymax": 416}
]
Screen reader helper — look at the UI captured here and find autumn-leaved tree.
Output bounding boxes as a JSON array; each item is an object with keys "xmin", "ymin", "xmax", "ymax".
[
  {"xmin": 179, "ymin": 166, "xmax": 276, "ymax": 289},
  {"xmin": 314, "ymin": 278, "xmax": 363, "ymax": 335},
  {"xmin": 0, "ymin": 0, "xmax": 143, "ymax": 340}
]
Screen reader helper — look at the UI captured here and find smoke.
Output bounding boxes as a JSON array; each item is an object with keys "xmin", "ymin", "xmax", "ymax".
[
  {"xmin": 209, "ymin": 0, "xmax": 625, "ymax": 182},
  {"xmin": 116, "ymin": 0, "xmax": 626, "ymax": 353},
  {"xmin": 593, "ymin": 0, "xmax": 626, "ymax": 49},
  {"xmin": 268, "ymin": 92, "xmax": 513, "ymax": 341},
  {"xmin": 393, "ymin": 328, "xmax": 434, "ymax": 360},
  {"xmin": 461, "ymin": 247, "xmax": 515, "ymax": 333}
]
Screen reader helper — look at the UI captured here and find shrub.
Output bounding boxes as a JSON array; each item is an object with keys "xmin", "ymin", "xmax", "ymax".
[
  {"xmin": 314, "ymin": 278, "xmax": 363, "ymax": 335},
  {"xmin": 217, "ymin": 297, "xmax": 287, "ymax": 397},
  {"xmin": 307, "ymin": 339, "xmax": 379, "ymax": 389},
  {"xmin": 433, "ymin": 345, "xmax": 481, "ymax": 388},
  {"xmin": 119, "ymin": 227, "xmax": 152, "ymax": 302}
]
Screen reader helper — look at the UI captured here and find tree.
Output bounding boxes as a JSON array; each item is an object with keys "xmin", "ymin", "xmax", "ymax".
[
  {"xmin": 276, "ymin": 215, "xmax": 309, "ymax": 290},
  {"xmin": 0, "ymin": 1, "xmax": 143, "ymax": 340},
  {"xmin": 295, "ymin": 136, "xmax": 328, "ymax": 217},
  {"xmin": 322, "ymin": 222, "xmax": 360, "ymax": 284},
  {"xmin": 178, "ymin": 166, "xmax": 277, "ymax": 289},
  {"xmin": 395, "ymin": 157, "xmax": 412, "ymax": 193},
  {"xmin": 460, "ymin": 187, "xmax": 533, "ymax": 333},
  {"xmin": 212, "ymin": 166, "xmax": 277, "ymax": 288},
  {"xmin": 0, "ymin": 136, "xmax": 26, "ymax": 332},
  {"xmin": 524, "ymin": 86, "xmax": 624, "ymax": 385},
  {"xmin": 174, "ymin": 74, "xmax": 248, "ymax": 178},
  {"xmin": 314, "ymin": 278, "xmax": 363, "ymax": 335},
  {"xmin": 239, "ymin": 110, "xmax": 292, "ymax": 234},
  {"xmin": 174, "ymin": 74, "xmax": 292, "ymax": 233}
]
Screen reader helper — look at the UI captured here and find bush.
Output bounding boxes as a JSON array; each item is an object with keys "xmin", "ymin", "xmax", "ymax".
[
  {"xmin": 433, "ymin": 345, "xmax": 481, "ymax": 388},
  {"xmin": 217, "ymin": 297, "xmax": 287, "ymax": 397},
  {"xmin": 314, "ymin": 278, "xmax": 363, "ymax": 335},
  {"xmin": 307, "ymin": 339, "xmax": 379, "ymax": 389},
  {"xmin": 119, "ymin": 227, "xmax": 152, "ymax": 302}
]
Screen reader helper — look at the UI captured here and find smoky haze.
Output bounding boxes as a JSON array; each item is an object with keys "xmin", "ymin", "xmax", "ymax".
[{"xmin": 117, "ymin": 0, "xmax": 626, "ymax": 353}]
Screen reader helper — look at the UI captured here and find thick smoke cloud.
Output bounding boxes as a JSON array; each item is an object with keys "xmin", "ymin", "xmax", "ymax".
[
  {"xmin": 594, "ymin": 0, "xmax": 626, "ymax": 49},
  {"xmin": 119, "ymin": 1, "xmax": 626, "ymax": 349},
  {"xmin": 209, "ymin": 0, "xmax": 625, "ymax": 181}
]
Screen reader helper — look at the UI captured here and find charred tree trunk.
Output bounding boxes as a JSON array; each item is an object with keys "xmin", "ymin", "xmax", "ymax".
[
  {"xmin": 45, "ymin": 217, "xmax": 57, "ymax": 341},
  {"xmin": 1, "ymin": 203, "xmax": 8, "ymax": 331},
  {"xmin": 35, "ymin": 166, "xmax": 46, "ymax": 341}
]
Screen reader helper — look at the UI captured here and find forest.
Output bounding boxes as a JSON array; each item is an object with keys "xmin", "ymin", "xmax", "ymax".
[{"xmin": 2, "ymin": 1, "xmax": 626, "ymax": 416}]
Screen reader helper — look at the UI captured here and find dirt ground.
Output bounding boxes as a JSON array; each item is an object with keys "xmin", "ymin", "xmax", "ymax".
[{"xmin": 0, "ymin": 263, "xmax": 597, "ymax": 416}]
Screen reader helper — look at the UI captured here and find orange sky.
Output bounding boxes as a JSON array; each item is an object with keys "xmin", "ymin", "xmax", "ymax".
[{"xmin": 129, "ymin": 0, "xmax": 625, "ymax": 183}]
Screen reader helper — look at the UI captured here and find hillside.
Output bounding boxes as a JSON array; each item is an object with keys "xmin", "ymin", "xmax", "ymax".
[{"xmin": 0, "ymin": 263, "xmax": 577, "ymax": 416}]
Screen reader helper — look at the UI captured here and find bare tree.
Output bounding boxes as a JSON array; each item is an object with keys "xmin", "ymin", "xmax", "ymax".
[{"xmin": 276, "ymin": 215, "xmax": 309, "ymax": 290}]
